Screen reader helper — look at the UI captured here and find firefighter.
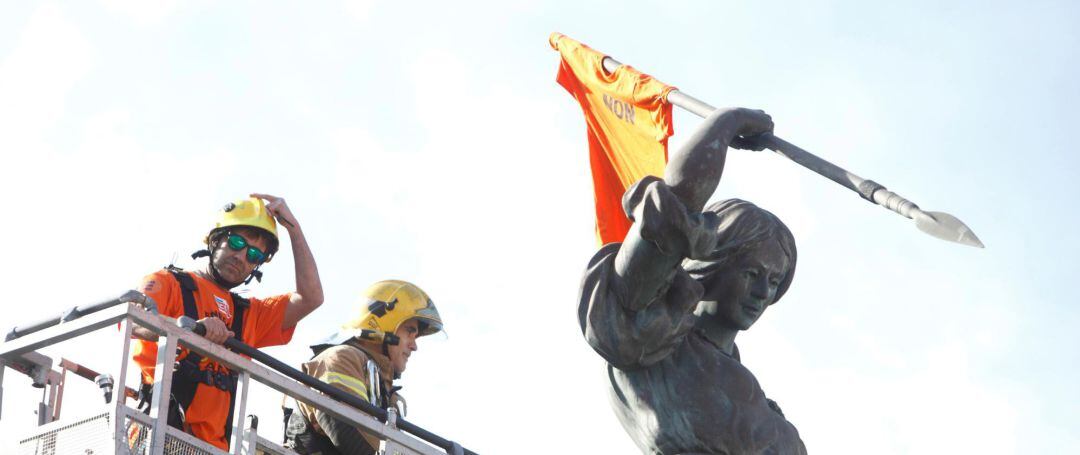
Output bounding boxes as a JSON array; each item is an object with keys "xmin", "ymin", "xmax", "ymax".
[
  {"xmin": 131, "ymin": 194, "xmax": 324, "ymax": 451},
  {"xmin": 285, "ymin": 280, "xmax": 444, "ymax": 455}
]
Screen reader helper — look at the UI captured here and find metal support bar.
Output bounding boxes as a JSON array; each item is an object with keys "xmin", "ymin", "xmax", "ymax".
[
  {"xmin": 240, "ymin": 415, "xmax": 259, "ymax": 455},
  {"xmin": 33, "ymin": 368, "xmax": 63, "ymax": 426},
  {"xmin": 4, "ymin": 290, "xmax": 157, "ymax": 342},
  {"xmin": 0, "ymin": 362, "xmax": 5, "ymax": 421},
  {"xmin": 231, "ymin": 371, "xmax": 251, "ymax": 455},
  {"xmin": 51, "ymin": 367, "xmax": 65, "ymax": 421},
  {"xmin": 384, "ymin": 439, "xmax": 409, "ymax": 455},
  {"xmin": 37, "ymin": 391, "xmax": 48, "ymax": 426},
  {"xmin": 115, "ymin": 342, "xmax": 133, "ymax": 405},
  {"xmin": 255, "ymin": 435, "xmax": 296, "ymax": 455},
  {"xmin": 0, "ymin": 304, "xmax": 131, "ymax": 361},
  {"xmin": 148, "ymin": 334, "xmax": 178, "ymax": 455},
  {"xmin": 114, "ymin": 318, "xmax": 134, "ymax": 453}
]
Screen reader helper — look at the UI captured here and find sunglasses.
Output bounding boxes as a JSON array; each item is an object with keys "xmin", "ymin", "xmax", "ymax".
[{"xmin": 225, "ymin": 234, "xmax": 268, "ymax": 264}]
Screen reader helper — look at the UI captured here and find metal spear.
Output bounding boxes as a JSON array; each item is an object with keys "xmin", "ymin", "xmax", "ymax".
[{"xmin": 600, "ymin": 57, "xmax": 984, "ymax": 248}]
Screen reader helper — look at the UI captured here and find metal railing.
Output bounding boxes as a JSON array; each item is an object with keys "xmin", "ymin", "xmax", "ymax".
[{"xmin": 0, "ymin": 293, "xmax": 472, "ymax": 455}]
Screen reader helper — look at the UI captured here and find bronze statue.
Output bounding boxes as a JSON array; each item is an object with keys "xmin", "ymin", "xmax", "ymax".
[{"xmin": 578, "ymin": 108, "xmax": 806, "ymax": 454}]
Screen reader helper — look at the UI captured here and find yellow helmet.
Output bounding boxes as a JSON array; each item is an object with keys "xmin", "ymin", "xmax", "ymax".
[
  {"xmin": 344, "ymin": 280, "xmax": 444, "ymax": 339},
  {"xmin": 205, "ymin": 197, "xmax": 280, "ymax": 261}
]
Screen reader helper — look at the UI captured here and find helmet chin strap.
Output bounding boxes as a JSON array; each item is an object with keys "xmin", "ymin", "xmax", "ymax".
[{"xmin": 380, "ymin": 338, "xmax": 401, "ymax": 380}]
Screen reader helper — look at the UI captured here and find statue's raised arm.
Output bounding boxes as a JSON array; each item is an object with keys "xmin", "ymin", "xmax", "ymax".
[
  {"xmin": 665, "ymin": 107, "xmax": 775, "ymax": 213},
  {"xmin": 612, "ymin": 108, "xmax": 774, "ymax": 313},
  {"xmin": 577, "ymin": 108, "xmax": 807, "ymax": 454}
]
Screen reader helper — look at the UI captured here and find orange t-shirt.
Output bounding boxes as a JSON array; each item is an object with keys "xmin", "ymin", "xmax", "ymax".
[
  {"xmin": 551, "ymin": 32, "xmax": 676, "ymax": 244},
  {"xmin": 133, "ymin": 269, "xmax": 295, "ymax": 450}
]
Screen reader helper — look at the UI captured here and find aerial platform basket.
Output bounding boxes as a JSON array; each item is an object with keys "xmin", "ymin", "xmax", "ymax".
[{"xmin": 0, "ymin": 292, "xmax": 469, "ymax": 455}]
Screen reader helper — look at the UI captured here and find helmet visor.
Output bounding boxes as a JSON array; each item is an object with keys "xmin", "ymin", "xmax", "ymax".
[{"xmin": 415, "ymin": 318, "xmax": 447, "ymax": 341}]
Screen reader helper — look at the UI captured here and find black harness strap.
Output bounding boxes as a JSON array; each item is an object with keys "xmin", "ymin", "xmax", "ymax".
[
  {"xmin": 167, "ymin": 269, "xmax": 203, "ymax": 413},
  {"xmin": 230, "ymin": 292, "xmax": 248, "ymax": 340},
  {"xmin": 160, "ymin": 267, "xmax": 250, "ymax": 446},
  {"xmin": 170, "ymin": 269, "xmax": 200, "ymax": 322}
]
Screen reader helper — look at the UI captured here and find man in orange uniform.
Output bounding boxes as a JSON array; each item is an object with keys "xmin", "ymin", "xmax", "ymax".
[{"xmin": 132, "ymin": 193, "xmax": 324, "ymax": 451}]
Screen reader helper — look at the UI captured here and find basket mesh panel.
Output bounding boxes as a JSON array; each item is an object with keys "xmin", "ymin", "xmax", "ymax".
[
  {"xmin": 125, "ymin": 416, "xmax": 221, "ymax": 455},
  {"xmin": 15, "ymin": 411, "xmax": 228, "ymax": 455},
  {"xmin": 16, "ymin": 412, "xmax": 113, "ymax": 455}
]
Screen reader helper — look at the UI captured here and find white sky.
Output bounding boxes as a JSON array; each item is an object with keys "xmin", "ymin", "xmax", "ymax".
[{"xmin": 1, "ymin": 1, "xmax": 1078, "ymax": 454}]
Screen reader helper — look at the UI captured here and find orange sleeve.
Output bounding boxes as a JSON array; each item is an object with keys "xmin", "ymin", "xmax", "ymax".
[
  {"xmin": 139, "ymin": 270, "xmax": 182, "ymax": 318},
  {"xmin": 131, "ymin": 270, "xmax": 183, "ymax": 383},
  {"xmin": 244, "ymin": 293, "xmax": 296, "ymax": 348}
]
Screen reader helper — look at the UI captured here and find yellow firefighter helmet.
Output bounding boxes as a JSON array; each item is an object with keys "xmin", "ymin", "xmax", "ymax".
[
  {"xmin": 205, "ymin": 197, "xmax": 280, "ymax": 261},
  {"xmin": 344, "ymin": 280, "xmax": 444, "ymax": 338}
]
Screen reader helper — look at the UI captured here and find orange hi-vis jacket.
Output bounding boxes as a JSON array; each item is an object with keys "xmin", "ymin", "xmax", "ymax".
[
  {"xmin": 551, "ymin": 32, "xmax": 676, "ymax": 244},
  {"xmin": 133, "ymin": 269, "xmax": 295, "ymax": 450}
]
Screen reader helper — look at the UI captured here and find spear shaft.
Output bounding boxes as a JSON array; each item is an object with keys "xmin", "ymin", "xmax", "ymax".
[{"xmin": 599, "ymin": 56, "xmax": 983, "ymax": 248}]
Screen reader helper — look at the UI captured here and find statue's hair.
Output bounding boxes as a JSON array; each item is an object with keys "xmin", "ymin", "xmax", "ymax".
[{"xmin": 682, "ymin": 199, "xmax": 797, "ymax": 304}]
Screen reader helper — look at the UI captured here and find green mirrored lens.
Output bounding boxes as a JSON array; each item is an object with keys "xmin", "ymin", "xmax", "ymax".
[
  {"xmin": 247, "ymin": 247, "xmax": 266, "ymax": 264},
  {"xmin": 227, "ymin": 234, "xmax": 247, "ymax": 251}
]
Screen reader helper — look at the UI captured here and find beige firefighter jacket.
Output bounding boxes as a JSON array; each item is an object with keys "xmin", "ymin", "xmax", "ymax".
[{"xmin": 297, "ymin": 340, "xmax": 399, "ymax": 450}]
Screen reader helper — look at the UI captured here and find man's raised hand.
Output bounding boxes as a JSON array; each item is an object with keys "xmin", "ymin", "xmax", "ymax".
[{"xmin": 251, "ymin": 193, "xmax": 298, "ymax": 229}]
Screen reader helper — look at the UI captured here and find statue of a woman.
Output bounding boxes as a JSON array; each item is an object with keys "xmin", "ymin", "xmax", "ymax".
[{"xmin": 578, "ymin": 108, "xmax": 806, "ymax": 454}]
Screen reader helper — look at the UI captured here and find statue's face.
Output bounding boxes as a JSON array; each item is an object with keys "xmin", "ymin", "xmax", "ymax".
[{"xmin": 698, "ymin": 239, "xmax": 789, "ymax": 331}]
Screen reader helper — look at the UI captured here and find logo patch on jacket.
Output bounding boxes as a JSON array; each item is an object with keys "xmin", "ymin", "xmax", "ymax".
[{"xmin": 214, "ymin": 295, "xmax": 231, "ymax": 319}]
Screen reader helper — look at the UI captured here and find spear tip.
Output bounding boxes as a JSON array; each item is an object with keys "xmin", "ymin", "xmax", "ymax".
[{"xmin": 914, "ymin": 210, "xmax": 984, "ymax": 248}]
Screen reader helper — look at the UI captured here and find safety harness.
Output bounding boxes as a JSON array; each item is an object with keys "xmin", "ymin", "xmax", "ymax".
[{"xmin": 138, "ymin": 267, "xmax": 249, "ymax": 442}]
